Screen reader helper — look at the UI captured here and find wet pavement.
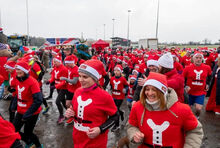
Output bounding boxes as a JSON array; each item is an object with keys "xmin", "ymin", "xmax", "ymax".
[{"xmin": 0, "ymin": 73, "xmax": 220, "ymax": 148}]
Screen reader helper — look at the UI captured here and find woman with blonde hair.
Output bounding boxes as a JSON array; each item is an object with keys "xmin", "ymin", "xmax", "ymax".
[
  {"xmin": 206, "ymin": 54, "xmax": 220, "ymax": 114},
  {"xmin": 127, "ymin": 72, "xmax": 203, "ymax": 148}
]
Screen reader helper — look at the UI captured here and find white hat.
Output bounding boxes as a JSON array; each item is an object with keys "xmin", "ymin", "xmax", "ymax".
[{"xmin": 158, "ymin": 52, "xmax": 174, "ymax": 69}]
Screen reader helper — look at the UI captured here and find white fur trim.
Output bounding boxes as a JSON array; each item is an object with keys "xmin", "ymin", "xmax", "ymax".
[
  {"xmin": 130, "ymin": 77, "xmax": 136, "ymax": 80},
  {"xmin": 79, "ymin": 64, "xmax": 100, "ymax": 79},
  {"xmin": 15, "ymin": 65, "xmax": 29, "ymax": 73},
  {"xmin": 144, "ymin": 79, "xmax": 167, "ymax": 94},
  {"xmin": 52, "ymin": 51, "xmax": 58, "ymax": 55},
  {"xmin": 193, "ymin": 53, "xmax": 204, "ymax": 58},
  {"xmin": 54, "ymin": 58, "xmax": 62, "ymax": 63},
  {"xmin": 65, "ymin": 60, "xmax": 75, "ymax": 64},
  {"xmin": 4, "ymin": 64, "xmax": 14, "ymax": 70},
  {"xmin": 147, "ymin": 60, "xmax": 159, "ymax": 67},
  {"xmin": 114, "ymin": 67, "xmax": 122, "ymax": 73}
]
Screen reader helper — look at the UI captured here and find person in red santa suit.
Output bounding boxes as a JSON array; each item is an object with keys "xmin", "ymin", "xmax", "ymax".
[
  {"xmin": 110, "ymin": 64, "xmax": 129, "ymax": 132},
  {"xmin": 181, "ymin": 51, "xmax": 192, "ymax": 67},
  {"xmin": 60, "ymin": 55, "xmax": 81, "ymax": 124},
  {"xmin": 47, "ymin": 56, "xmax": 68, "ymax": 124},
  {"xmin": 126, "ymin": 75, "xmax": 137, "ymax": 110},
  {"xmin": 12, "ymin": 61, "xmax": 43, "ymax": 148},
  {"xmin": 183, "ymin": 52, "xmax": 212, "ymax": 119},
  {"xmin": 206, "ymin": 54, "xmax": 220, "ymax": 114},
  {"xmin": 135, "ymin": 50, "xmax": 144, "ymax": 65},
  {"xmin": 158, "ymin": 52, "xmax": 185, "ymax": 103},
  {"xmin": 4, "ymin": 61, "xmax": 17, "ymax": 123},
  {"xmin": 202, "ymin": 50, "xmax": 215, "ymax": 69},
  {"xmin": 127, "ymin": 72, "xmax": 203, "ymax": 148},
  {"xmin": 64, "ymin": 59, "xmax": 118, "ymax": 148}
]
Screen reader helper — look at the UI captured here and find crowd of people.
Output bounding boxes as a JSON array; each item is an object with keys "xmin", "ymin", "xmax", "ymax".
[{"xmin": 0, "ymin": 42, "xmax": 220, "ymax": 148}]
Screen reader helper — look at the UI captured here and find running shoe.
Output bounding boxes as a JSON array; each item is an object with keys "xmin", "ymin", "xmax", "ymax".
[
  {"xmin": 42, "ymin": 106, "xmax": 50, "ymax": 115},
  {"xmin": 57, "ymin": 116, "xmax": 65, "ymax": 124},
  {"xmin": 215, "ymin": 112, "xmax": 220, "ymax": 115}
]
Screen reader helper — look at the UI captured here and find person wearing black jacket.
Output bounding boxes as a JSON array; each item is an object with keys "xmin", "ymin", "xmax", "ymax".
[{"xmin": 206, "ymin": 55, "xmax": 220, "ymax": 114}]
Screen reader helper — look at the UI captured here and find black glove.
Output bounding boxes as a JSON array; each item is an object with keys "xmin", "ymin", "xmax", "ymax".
[{"xmin": 8, "ymin": 86, "xmax": 16, "ymax": 93}]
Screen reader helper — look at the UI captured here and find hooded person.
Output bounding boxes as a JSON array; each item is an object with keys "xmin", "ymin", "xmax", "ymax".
[
  {"xmin": 64, "ymin": 59, "xmax": 118, "ymax": 148},
  {"xmin": 127, "ymin": 72, "xmax": 203, "ymax": 148},
  {"xmin": 158, "ymin": 52, "xmax": 185, "ymax": 103}
]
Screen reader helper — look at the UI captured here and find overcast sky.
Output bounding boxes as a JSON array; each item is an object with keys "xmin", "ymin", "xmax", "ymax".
[{"xmin": 1, "ymin": 0, "xmax": 220, "ymax": 43}]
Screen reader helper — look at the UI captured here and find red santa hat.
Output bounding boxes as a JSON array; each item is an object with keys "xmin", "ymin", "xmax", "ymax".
[
  {"xmin": 52, "ymin": 48, "xmax": 60, "ymax": 55},
  {"xmin": 15, "ymin": 61, "xmax": 30, "ymax": 74},
  {"xmin": 64, "ymin": 55, "xmax": 78, "ymax": 64},
  {"xmin": 144, "ymin": 54, "xmax": 149, "ymax": 58},
  {"xmin": 54, "ymin": 56, "xmax": 62, "ymax": 63},
  {"xmin": 158, "ymin": 52, "xmax": 174, "ymax": 69},
  {"xmin": 23, "ymin": 46, "xmax": 32, "ymax": 53},
  {"xmin": 144, "ymin": 72, "xmax": 168, "ymax": 94},
  {"xmin": 137, "ymin": 50, "xmax": 143, "ymax": 55},
  {"xmin": 132, "ymin": 68, "xmax": 139, "ymax": 75},
  {"xmin": 4, "ymin": 61, "xmax": 16, "ymax": 70},
  {"xmin": 114, "ymin": 64, "xmax": 123, "ymax": 73},
  {"xmin": 129, "ymin": 75, "xmax": 137, "ymax": 80},
  {"xmin": 78, "ymin": 59, "xmax": 103, "ymax": 81},
  {"xmin": 193, "ymin": 51, "xmax": 204, "ymax": 59},
  {"xmin": 147, "ymin": 56, "xmax": 159, "ymax": 67}
]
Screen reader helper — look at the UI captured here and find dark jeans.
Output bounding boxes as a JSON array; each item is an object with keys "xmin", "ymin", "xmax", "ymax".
[
  {"xmin": 9, "ymin": 96, "xmax": 16, "ymax": 123},
  {"xmin": 13, "ymin": 113, "xmax": 41, "ymax": 147},
  {"xmin": 56, "ymin": 89, "xmax": 68, "ymax": 117},
  {"xmin": 113, "ymin": 99, "xmax": 124, "ymax": 127}
]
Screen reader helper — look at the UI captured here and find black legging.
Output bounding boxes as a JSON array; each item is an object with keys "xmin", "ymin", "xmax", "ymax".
[
  {"xmin": 56, "ymin": 89, "xmax": 68, "ymax": 117},
  {"xmin": 113, "ymin": 99, "xmax": 124, "ymax": 127},
  {"xmin": 9, "ymin": 96, "xmax": 16, "ymax": 123},
  {"xmin": 40, "ymin": 87, "xmax": 48, "ymax": 108},
  {"xmin": 13, "ymin": 113, "xmax": 41, "ymax": 147},
  {"xmin": 11, "ymin": 139, "xmax": 24, "ymax": 148}
]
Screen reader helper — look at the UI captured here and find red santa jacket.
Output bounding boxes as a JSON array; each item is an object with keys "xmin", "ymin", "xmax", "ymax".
[
  {"xmin": 135, "ymin": 57, "xmax": 144, "ymax": 65},
  {"xmin": 49, "ymin": 64, "xmax": 68, "ymax": 90},
  {"xmin": 174, "ymin": 61, "xmax": 184, "ymax": 74},
  {"xmin": 183, "ymin": 63, "xmax": 212, "ymax": 96},
  {"xmin": 16, "ymin": 76, "xmax": 42, "ymax": 115},
  {"xmin": 129, "ymin": 99, "xmax": 198, "ymax": 148},
  {"xmin": 9, "ymin": 71, "xmax": 17, "ymax": 96},
  {"xmin": 203, "ymin": 55, "xmax": 214, "ymax": 68},
  {"xmin": 164, "ymin": 69, "xmax": 185, "ymax": 103},
  {"xmin": 139, "ymin": 62, "xmax": 147, "ymax": 74},
  {"xmin": 72, "ymin": 85, "xmax": 117, "ymax": 148},
  {"xmin": 127, "ymin": 84, "xmax": 135, "ymax": 99},
  {"xmin": 0, "ymin": 117, "xmax": 21, "ymax": 148},
  {"xmin": 66, "ymin": 66, "xmax": 81, "ymax": 93},
  {"xmin": 181, "ymin": 55, "xmax": 191, "ymax": 67},
  {"xmin": 110, "ymin": 76, "xmax": 128, "ymax": 100}
]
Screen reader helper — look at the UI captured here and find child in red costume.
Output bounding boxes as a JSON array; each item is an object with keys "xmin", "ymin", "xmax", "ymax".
[{"xmin": 110, "ymin": 64, "xmax": 128, "ymax": 132}]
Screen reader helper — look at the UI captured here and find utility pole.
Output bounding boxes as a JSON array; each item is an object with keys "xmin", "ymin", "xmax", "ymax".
[
  {"xmin": 26, "ymin": 0, "xmax": 30, "ymax": 46},
  {"xmin": 112, "ymin": 18, "xmax": 115, "ymax": 38},
  {"xmin": 127, "ymin": 10, "xmax": 131, "ymax": 47},
  {"xmin": 156, "ymin": 0, "xmax": 160, "ymax": 39}
]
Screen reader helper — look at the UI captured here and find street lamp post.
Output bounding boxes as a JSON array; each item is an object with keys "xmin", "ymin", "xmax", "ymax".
[
  {"xmin": 127, "ymin": 10, "xmax": 131, "ymax": 47},
  {"xmin": 112, "ymin": 18, "xmax": 115, "ymax": 38},
  {"xmin": 26, "ymin": 0, "xmax": 30, "ymax": 46},
  {"xmin": 156, "ymin": 0, "xmax": 160, "ymax": 39},
  {"xmin": 103, "ymin": 24, "xmax": 106, "ymax": 41}
]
